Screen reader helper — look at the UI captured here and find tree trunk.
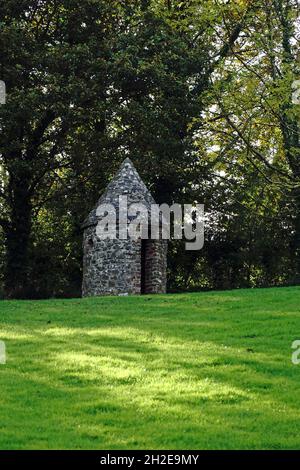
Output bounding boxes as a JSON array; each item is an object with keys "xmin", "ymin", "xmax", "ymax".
[{"xmin": 4, "ymin": 183, "xmax": 32, "ymax": 299}]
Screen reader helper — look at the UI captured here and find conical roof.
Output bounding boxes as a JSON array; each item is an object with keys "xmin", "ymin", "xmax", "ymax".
[{"xmin": 82, "ymin": 158, "xmax": 156, "ymax": 229}]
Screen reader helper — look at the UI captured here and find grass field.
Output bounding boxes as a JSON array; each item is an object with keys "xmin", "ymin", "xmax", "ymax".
[{"xmin": 0, "ymin": 286, "xmax": 300, "ymax": 449}]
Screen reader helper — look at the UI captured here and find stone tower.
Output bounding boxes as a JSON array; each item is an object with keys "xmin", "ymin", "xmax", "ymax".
[{"xmin": 82, "ymin": 158, "xmax": 167, "ymax": 296}]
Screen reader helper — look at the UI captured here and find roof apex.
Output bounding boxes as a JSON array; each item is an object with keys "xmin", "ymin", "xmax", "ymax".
[
  {"xmin": 121, "ymin": 157, "xmax": 134, "ymax": 166},
  {"xmin": 82, "ymin": 158, "xmax": 156, "ymax": 229}
]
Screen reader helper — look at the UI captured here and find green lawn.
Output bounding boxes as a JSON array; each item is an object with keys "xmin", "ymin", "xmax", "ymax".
[{"xmin": 0, "ymin": 286, "xmax": 300, "ymax": 449}]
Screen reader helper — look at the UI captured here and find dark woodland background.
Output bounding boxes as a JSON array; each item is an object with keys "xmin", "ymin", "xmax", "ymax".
[{"xmin": 0, "ymin": 0, "xmax": 299, "ymax": 299}]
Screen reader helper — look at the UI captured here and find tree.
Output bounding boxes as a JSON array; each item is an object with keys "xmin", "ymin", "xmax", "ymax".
[
  {"xmin": 199, "ymin": 0, "xmax": 300, "ymax": 278},
  {"xmin": 0, "ymin": 0, "xmax": 257, "ymax": 298},
  {"xmin": 0, "ymin": 0, "xmax": 119, "ymax": 297}
]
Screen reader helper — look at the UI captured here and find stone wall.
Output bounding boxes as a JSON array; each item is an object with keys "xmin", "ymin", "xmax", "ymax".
[
  {"xmin": 143, "ymin": 240, "xmax": 167, "ymax": 294},
  {"xmin": 82, "ymin": 226, "xmax": 167, "ymax": 297},
  {"xmin": 82, "ymin": 158, "xmax": 168, "ymax": 297},
  {"xmin": 82, "ymin": 226, "xmax": 141, "ymax": 296}
]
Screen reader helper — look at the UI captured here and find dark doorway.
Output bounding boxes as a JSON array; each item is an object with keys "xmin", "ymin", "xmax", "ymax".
[{"xmin": 141, "ymin": 239, "xmax": 147, "ymax": 294}]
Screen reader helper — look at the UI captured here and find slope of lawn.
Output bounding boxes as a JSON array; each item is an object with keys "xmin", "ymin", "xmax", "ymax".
[{"xmin": 0, "ymin": 286, "xmax": 300, "ymax": 450}]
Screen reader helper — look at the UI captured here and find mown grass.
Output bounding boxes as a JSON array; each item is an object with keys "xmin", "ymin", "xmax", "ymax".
[{"xmin": 0, "ymin": 286, "xmax": 300, "ymax": 449}]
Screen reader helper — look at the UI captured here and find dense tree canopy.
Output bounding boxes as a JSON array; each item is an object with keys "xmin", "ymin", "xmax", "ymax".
[{"xmin": 0, "ymin": 0, "xmax": 299, "ymax": 298}]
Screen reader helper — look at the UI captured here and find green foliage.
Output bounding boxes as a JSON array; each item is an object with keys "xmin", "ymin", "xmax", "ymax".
[{"xmin": 0, "ymin": 0, "xmax": 299, "ymax": 297}]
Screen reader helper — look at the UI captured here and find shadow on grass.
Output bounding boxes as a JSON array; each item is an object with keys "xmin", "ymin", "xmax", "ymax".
[{"xmin": 1, "ymin": 290, "xmax": 300, "ymax": 449}]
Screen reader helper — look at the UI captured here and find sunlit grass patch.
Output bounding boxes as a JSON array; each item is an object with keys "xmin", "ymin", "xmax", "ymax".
[{"xmin": 0, "ymin": 286, "xmax": 300, "ymax": 449}]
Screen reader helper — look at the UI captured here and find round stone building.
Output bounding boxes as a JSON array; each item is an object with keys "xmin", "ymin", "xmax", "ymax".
[{"xmin": 82, "ymin": 158, "xmax": 167, "ymax": 296}]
